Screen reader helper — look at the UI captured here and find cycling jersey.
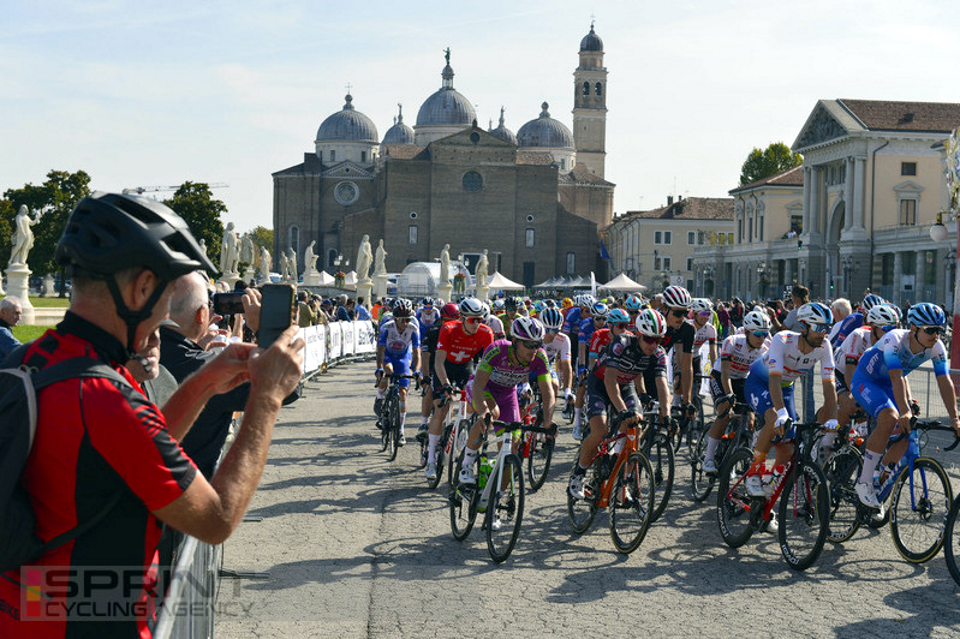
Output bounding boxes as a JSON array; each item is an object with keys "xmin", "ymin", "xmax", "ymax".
[
  {"xmin": 829, "ymin": 311, "xmax": 863, "ymax": 348},
  {"xmin": 856, "ymin": 328, "xmax": 949, "ymax": 381},
  {"xmin": 692, "ymin": 319, "xmax": 717, "ymax": 351},
  {"xmin": 578, "ymin": 317, "xmax": 603, "ymax": 346},
  {"xmin": 747, "ymin": 331, "xmax": 835, "ymax": 388},
  {"xmin": 562, "ymin": 307, "xmax": 582, "ymax": 334},
  {"xmin": 378, "ymin": 319, "xmax": 421, "ymax": 358},
  {"xmin": 542, "ymin": 332, "xmax": 572, "ymax": 365},
  {"xmin": 473, "ymin": 340, "xmax": 550, "ymax": 423},
  {"xmin": 416, "ymin": 307, "xmax": 441, "ymax": 335},
  {"xmin": 836, "ymin": 325, "xmax": 876, "ymax": 369},
  {"xmin": 719, "ymin": 333, "xmax": 769, "ymax": 380},
  {"xmin": 484, "ymin": 314, "xmax": 505, "ymax": 339},
  {"xmin": 662, "ymin": 321, "xmax": 696, "ymax": 360},
  {"xmin": 436, "ymin": 322, "xmax": 495, "ymax": 365},
  {"xmin": 588, "ymin": 327, "xmax": 633, "ymax": 362},
  {"xmin": 593, "ymin": 334, "xmax": 667, "ymax": 385}
]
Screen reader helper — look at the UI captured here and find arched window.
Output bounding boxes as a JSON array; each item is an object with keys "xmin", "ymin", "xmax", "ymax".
[
  {"xmin": 525, "ymin": 228, "xmax": 535, "ymax": 248},
  {"xmin": 595, "ymin": 82, "xmax": 602, "ymax": 97},
  {"xmin": 288, "ymin": 226, "xmax": 300, "ymax": 256},
  {"xmin": 582, "ymin": 81, "xmax": 590, "ymax": 96},
  {"xmin": 327, "ymin": 248, "xmax": 338, "ymax": 269}
]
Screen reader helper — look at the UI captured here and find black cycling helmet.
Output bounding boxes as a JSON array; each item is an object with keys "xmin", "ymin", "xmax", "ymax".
[{"xmin": 56, "ymin": 192, "xmax": 216, "ymax": 361}]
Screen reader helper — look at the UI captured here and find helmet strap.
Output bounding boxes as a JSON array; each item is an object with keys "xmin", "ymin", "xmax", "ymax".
[{"xmin": 105, "ymin": 275, "xmax": 170, "ymax": 361}]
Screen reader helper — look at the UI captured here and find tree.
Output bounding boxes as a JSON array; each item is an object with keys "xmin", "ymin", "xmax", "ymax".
[
  {"xmin": 738, "ymin": 142, "xmax": 803, "ymax": 186},
  {"xmin": 3, "ymin": 170, "xmax": 92, "ymax": 274},
  {"xmin": 163, "ymin": 182, "xmax": 227, "ymax": 267},
  {"xmin": 247, "ymin": 226, "xmax": 274, "ymax": 253}
]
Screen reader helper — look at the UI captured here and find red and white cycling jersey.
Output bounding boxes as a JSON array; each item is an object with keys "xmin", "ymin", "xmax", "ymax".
[
  {"xmin": 692, "ymin": 320, "xmax": 717, "ymax": 351},
  {"xmin": 542, "ymin": 331, "xmax": 571, "ymax": 365},
  {"xmin": 836, "ymin": 325, "xmax": 876, "ymax": 368},
  {"xmin": 436, "ymin": 321, "xmax": 495, "ymax": 365},
  {"xmin": 719, "ymin": 333, "xmax": 769, "ymax": 379}
]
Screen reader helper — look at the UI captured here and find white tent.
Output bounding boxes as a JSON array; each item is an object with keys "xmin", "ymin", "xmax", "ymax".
[
  {"xmin": 485, "ymin": 271, "xmax": 525, "ymax": 291},
  {"xmin": 599, "ymin": 272, "xmax": 647, "ymax": 292},
  {"xmin": 317, "ymin": 271, "xmax": 336, "ymax": 286}
]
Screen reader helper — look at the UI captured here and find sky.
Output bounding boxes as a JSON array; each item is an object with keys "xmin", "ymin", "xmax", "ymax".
[{"xmin": 2, "ymin": 0, "xmax": 958, "ymax": 234}]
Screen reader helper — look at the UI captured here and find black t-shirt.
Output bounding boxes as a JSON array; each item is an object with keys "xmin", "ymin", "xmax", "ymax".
[{"xmin": 662, "ymin": 321, "xmax": 695, "ymax": 356}]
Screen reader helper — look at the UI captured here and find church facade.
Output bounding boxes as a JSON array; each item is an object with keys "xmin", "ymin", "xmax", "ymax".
[{"xmin": 272, "ymin": 25, "xmax": 614, "ymax": 287}]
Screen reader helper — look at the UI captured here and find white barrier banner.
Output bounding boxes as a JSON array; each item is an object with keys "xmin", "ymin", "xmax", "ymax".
[
  {"xmin": 317, "ymin": 324, "xmax": 327, "ymax": 366},
  {"xmin": 328, "ymin": 322, "xmax": 343, "ymax": 361},
  {"xmin": 341, "ymin": 322, "xmax": 355, "ymax": 356},
  {"xmin": 355, "ymin": 321, "xmax": 377, "ymax": 354},
  {"xmin": 301, "ymin": 325, "xmax": 324, "ymax": 374}
]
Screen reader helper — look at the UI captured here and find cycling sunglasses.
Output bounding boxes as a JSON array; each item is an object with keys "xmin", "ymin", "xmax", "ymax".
[
  {"xmin": 464, "ymin": 316, "xmax": 482, "ymax": 324},
  {"xmin": 920, "ymin": 325, "xmax": 944, "ymax": 336},
  {"xmin": 805, "ymin": 322, "xmax": 830, "ymax": 334},
  {"xmin": 669, "ymin": 309, "xmax": 687, "ymax": 318},
  {"xmin": 697, "ymin": 311, "xmax": 712, "ymax": 317},
  {"xmin": 545, "ymin": 328, "xmax": 560, "ymax": 334},
  {"xmin": 751, "ymin": 330, "xmax": 769, "ymax": 338},
  {"xmin": 519, "ymin": 339, "xmax": 542, "ymax": 349},
  {"xmin": 594, "ymin": 316, "xmax": 607, "ymax": 323},
  {"xmin": 879, "ymin": 324, "xmax": 897, "ymax": 333},
  {"xmin": 640, "ymin": 335, "xmax": 662, "ymax": 345}
]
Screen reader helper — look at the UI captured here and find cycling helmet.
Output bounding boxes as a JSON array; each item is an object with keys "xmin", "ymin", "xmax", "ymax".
[
  {"xmin": 866, "ymin": 303, "xmax": 899, "ymax": 328},
  {"xmin": 544, "ymin": 299, "xmax": 556, "ymax": 308},
  {"xmin": 590, "ymin": 301, "xmax": 609, "ymax": 318},
  {"xmin": 607, "ymin": 308, "xmax": 631, "ymax": 325},
  {"xmin": 861, "ymin": 294, "xmax": 885, "ymax": 313},
  {"xmin": 458, "ymin": 297, "xmax": 485, "ymax": 317},
  {"xmin": 420, "ymin": 297, "xmax": 432, "ymax": 307},
  {"xmin": 480, "ymin": 301, "xmax": 491, "ymax": 319},
  {"xmin": 434, "ymin": 298, "xmax": 443, "ymax": 307},
  {"xmin": 441, "ymin": 302, "xmax": 460, "ymax": 319},
  {"xmin": 635, "ymin": 308, "xmax": 667, "ymax": 338},
  {"xmin": 504, "ymin": 296, "xmax": 521, "ymax": 311},
  {"xmin": 533, "ymin": 300, "xmax": 547, "ymax": 314},
  {"xmin": 561, "ymin": 297, "xmax": 573, "ymax": 309},
  {"xmin": 624, "ymin": 295, "xmax": 643, "ymax": 311},
  {"xmin": 540, "ymin": 307, "xmax": 564, "ymax": 330},
  {"xmin": 797, "ymin": 302, "xmax": 834, "ymax": 328},
  {"xmin": 691, "ymin": 298, "xmax": 713, "ymax": 314},
  {"xmin": 907, "ymin": 302, "xmax": 946, "ymax": 327},
  {"xmin": 580, "ymin": 294, "xmax": 596, "ymax": 308},
  {"xmin": 392, "ymin": 298, "xmax": 414, "ymax": 318},
  {"xmin": 510, "ymin": 315, "xmax": 546, "ymax": 342},
  {"xmin": 743, "ymin": 309, "xmax": 772, "ymax": 332},
  {"xmin": 662, "ymin": 285, "xmax": 692, "ymax": 309},
  {"xmin": 492, "ymin": 298, "xmax": 505, "ymax": 312}
]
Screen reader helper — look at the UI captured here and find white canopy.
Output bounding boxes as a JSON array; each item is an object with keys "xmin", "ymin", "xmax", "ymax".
[
  {"xmin": 485, "ymin": 271, "xmax": 525, "ymax": 291},
  {"xmin": 599, "ymin": 272, "xmax": 647, "ymax": 292},
  {"xmin": 317, "ymin": 271, "xmax": 336, "ymax": 286}
]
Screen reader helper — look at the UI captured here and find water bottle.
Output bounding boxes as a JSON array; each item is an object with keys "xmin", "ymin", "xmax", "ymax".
[
  {"xmin": 478, "ymin": 455, "xmax": 491, "ymax": 489},
  {"xmin": 770, "ymin": 465, "xmax": 785, "ymax": 494},
  {"xmin": 761, "ymin": 467, "xmax": 774, "ymax": 497}
]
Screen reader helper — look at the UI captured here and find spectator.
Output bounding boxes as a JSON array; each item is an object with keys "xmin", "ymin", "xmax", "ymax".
[
  {"xmin": 355, "ymin": 296, "xmax": 372, "ymax": 321},
  {"xmin": 337, "ymin": 295, "xmax": 355, "ymax": 322},
  {"xmin": 298, "ymin": 290, "xmax": 317, "ymax": 327},
  {"xmin": 321, "ymin": 298, "xmax": 336, "ymax": 320},
  {"xmin": 782, "ymin": 285, "xmax": 809, "ymax": 331},
  {"xmin": 716, "ymin": 301, "xmax": 730, "ymax": 339},
  {"xmin": 0, "ymin": 295, "xmax": 24, "ymax": 358},
  {"xmin": 0, "ymin": 193, "xmax": 303, "ymax": 635}
]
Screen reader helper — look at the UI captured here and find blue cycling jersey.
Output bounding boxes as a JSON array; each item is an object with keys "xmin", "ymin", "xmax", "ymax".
[{"xmin": 856, "ymin": 328, "xmax": 948, "ymax": 380}]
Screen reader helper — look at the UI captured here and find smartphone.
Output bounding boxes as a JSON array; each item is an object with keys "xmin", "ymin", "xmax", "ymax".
[
  {"xmin": 212, "ymin": 292, "xmax": 246, "ymax": 315},
  {"xmin": 258, "ymin": 284, "xmax": 296, "ymax": 349}
]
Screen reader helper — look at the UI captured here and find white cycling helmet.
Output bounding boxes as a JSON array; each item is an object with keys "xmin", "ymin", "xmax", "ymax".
[
  {"xmin": 691, "ymin": 298, "xmax": 713, "ymax": 314},
  {"xmin": 866, "ymin": 303, "xmax": 899, "ymax": 328},
  {"xmin": 458, "ymin": 297, "xmax": 485, "ymax": 317},
  {"xmin": 539, "ymin": 307, "xmax": 564, "ymax": 330},
  {"xmin": 635, "ymin": 308, "xmax": 667, "ymax": 338},
  {"xmin": 743, "ymin": 309, "xmax": 771, "ymax": 332},
  {"xmin": 662, "ymin": 285, "xmax": 692, "ymax": 309},
  {"xmin": 797, "ymin": 302, "xmax": 834, "ymax": 328},
  {"xmin": 511, "ymin": 315, "xmax": 545, "ymax": 342}
]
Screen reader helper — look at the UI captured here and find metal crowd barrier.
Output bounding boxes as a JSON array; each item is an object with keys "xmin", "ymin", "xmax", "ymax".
[{"xmin": 155, "ymin": 320, "xmax": 377, "ymax": 638}]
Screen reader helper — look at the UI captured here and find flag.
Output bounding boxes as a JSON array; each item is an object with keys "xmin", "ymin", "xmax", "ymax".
[
  {"xmin": 590, "ymin": 271, "xmax": 597, "ymax": 297},
  {"xmin": 599, "ymin": 240, "xmax": 611, "ymax": 261}
]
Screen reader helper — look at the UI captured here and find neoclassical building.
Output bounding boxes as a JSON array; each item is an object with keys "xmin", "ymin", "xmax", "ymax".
[
  {"xmin": 693, "ymin": 99, "xmax": 960, "ymax": 307},
  {"xmin": 272, "ymin": 25, "xmax": 615, "ymax": 287}
]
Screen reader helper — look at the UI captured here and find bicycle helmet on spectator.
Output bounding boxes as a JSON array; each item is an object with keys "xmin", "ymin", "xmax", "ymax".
[
  {"xmin": 607, "ymin": 308, "xmax": 631, "ymax": 325},
  {"xmin": 635, "ymin": 308, "xmax": 667, "ymax": 338},
  {"xmin": 797, "ymin": 302, "xmax": 834, "ymax": 328},
  {"xmin": 459, "ymin": 297, "xmax": 485, "ymax": 317},
  {"xmin": 510, "ymin": 316, "xmax": 545, "ymax": 342},
  {"xmin": 590, "ymin": 301, "xmax": 609, "ymax": 318},
  {"xmin": 540, "ymin": 307, "xmax": 564, "ymax": 330},
  {"xmin": 866, "ymin": 303, "xmax": 899, "ymax": 328},
  {"xmin": 861, "ymin": 294, "xmax": 885, "ymax": 313},
  {"xmin": 56, "ymin": 191, "xmax": 216, "ymax": 359},
  {"xmin": 907, "ymin": 302, "xmax": 946, "ymax": 327},
  {"xmin": 742, "ymin": 310, "xmax": 772, "ymax": 332},
  {"xmin": 691, "ymin": 298, "xmax": 713, "ymax": 314},
  {"xmin": 441, "ymin": 302, "xmax": 460, "ymax": 319},
  {"xmin": 392, "ymin": 298, "xmax": 414, "ymax": 318},
  {"xmin": 624, "ymin": 295, "xmax": 643, "ymax": 311},
  {"xmin": 662, "ymin": 285, "xmax": 692, "ymax": 309}
]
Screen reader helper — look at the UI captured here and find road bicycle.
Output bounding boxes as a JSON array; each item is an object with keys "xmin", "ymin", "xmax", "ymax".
[
  {"xmin": 376, "ymin": 373, "xmax": 419, "ymax": 462},
  {"xmin": 691, "ymin": 403, "xmax": 755, "ymax": 503},
  {"xmin": 716, "ymin": 419, "xmax": 830, "ymax": 571},
  {"xmin": 449, "ymin": 416, "xmax": 556, "ymax": 562},
  {"xmin": 670, "ymin": 396, "xmax": 705, "ymax": 461},
  {"xmin": 637, "ymin": 397, "xmax": 676, "ymax": 522},
  {"xmin": 519, "ymin": 383, "xmax": 555, "ymax": 492},
  {"xmin": 566, "ymin": 412, "xmax": 656, "ymax": 554},
  {"xmin": 419, "ymin": 387, "xmax": 469, "ymax": 489},
  {"xmin": 823, "ymin": 418, "xmax": 957, "ymax": 562}
]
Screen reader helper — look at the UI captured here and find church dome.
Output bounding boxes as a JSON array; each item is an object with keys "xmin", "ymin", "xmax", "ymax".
[
  {"xmin": 416, "ymin": 58, "xmax": 476, "ymax": 127},
  {"xmin": 580, "ymin": 24, "xmax": 603, "ymax": 52},
  {"xmin": 382, "ymin": 105, "xmax": 415, "ymax": 145},
  {"xmin": 316, "ymin": 94, "xmax": 379, "ymax": 143},
  {"xmin": 517, "ymin": 103, "xmax": 575, "ymax": 149},
  {"xmin": 488, "ymin": 107, "xmax": 517, "ymax": 145}
]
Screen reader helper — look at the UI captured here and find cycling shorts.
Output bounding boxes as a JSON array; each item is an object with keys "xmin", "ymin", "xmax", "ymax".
[
  {"xmin": 383, "ymin": 352, "xmax": 413, "ymax": 387},
  {"xmin": 584, "ymin": 371, "xmax": 639, "ymax": 420},
  {"xmin": 834, "ymin": 369, "xmax": 850, "ymax": 396},
  {"xmin": 467, "ymin": 380, "xmax": 522, "ymax": 424},
  {"xmin": 744, "ymin": 373, "xmax": 796, "ymax": 422},
  {"xmin": 850, "ymin": 369, "xmax": 897, "ymax": 420},
  {"xmin": 432, "ymin": 362, "xmax": 471, "ymax": 397},
  {"xmin": 708, "ymin": 371, "xmax": 746, "ymax": 407}
]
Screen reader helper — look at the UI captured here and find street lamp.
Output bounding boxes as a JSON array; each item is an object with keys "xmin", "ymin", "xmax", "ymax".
[{"xmin": 931, "ymin": 211, "xmax": 949, "ymax": 242}]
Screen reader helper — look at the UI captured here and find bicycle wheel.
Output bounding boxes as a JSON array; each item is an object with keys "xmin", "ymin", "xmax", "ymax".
[
  {"xmin": 567, "ymin": 461, "xmax": 599, "ymax": 534},
  {"xmin": 486, "ymin": 454, "xmax": 524, "ymax": 563},
  {"xmin": 608, "ymin": 451, "xmax": 655, "ymax": 554},
  {"xmin": 890, "ymin": 457, "xmax": 953, "ymax": 564},
  {"xmin": 386, "ymin": 395, "xmax": 401, "ymax": 462},
  {"xmin": 822, "ymin": 445, "xmax": 863, "ymax": 544},
  {"xmin": 945, "ymin": 496, "xmax": 960, "ymax": 587},
  {"xmin": 447, "ymin": 421, "xmax": 465, "ymax": 487},
  {"xmin": 716, "ymin": 447, "xmax": 756, "ymax": 549},
  {"xmin": 685, "ymin": 397, "xmax": 706, "ymax": 461},
  {"xmin": 778, "ymin": 459, "xmax": 830, "ymax": 571},
  {"xmin": 427, "ymin": 429, "xmax": 446, "ymax": 490},
  {"xmin": 379, "ymin": 405, "xmax": 390, "ymax": 453},
  {"xmin": 647, "ymin": 436, "xmax": 675, "ymax": 522},
  {"xmin": 450, "ymin": 453, "xmax": 479, "ymax": 541},
  {"xmin": 690, "ymin": 427, "xmax": 716, "ymax": 503},
  {"xmin": 526, "ymin": 432, "xmax": 554, "ymax": 492}
]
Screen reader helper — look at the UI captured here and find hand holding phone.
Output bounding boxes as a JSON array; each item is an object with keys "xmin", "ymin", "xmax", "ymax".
[{"xmin": 258, "ymin": 284, "xmax": 296, "ymax": 349}]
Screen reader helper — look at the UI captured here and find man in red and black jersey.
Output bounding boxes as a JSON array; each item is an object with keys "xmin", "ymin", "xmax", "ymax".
[
  {"xmin": 0, "ymin": 193, "xmax": 304, "ymax": 638},
  {"xmin": 423, "ymin": 298, "xmax": 494, "ymax": 481},
  {"xmin": 416, "ymin": 302, "xmax": 460, "ymax": 435}
]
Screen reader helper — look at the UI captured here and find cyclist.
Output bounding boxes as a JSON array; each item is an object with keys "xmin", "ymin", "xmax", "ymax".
[
  {"xmin": 461, "ymin": 317, "xmax": 556, "ymax": 485},
  {"xmin": 572, "ymin": 301, "xmax": 608, "ymax": 436},
  {"xmin": 416, "ymin": 298, "xmax": 441, "ymax": 336},
  {"xmin": 830, "ymin": 293, "xmax": 885, "ymax": 347},
  {"xmin": 743, "ymin": 302, "xmax": 839, "ymax": 496},
  {"xmin": 373, "ymin": 298, "xmax": 422, "ymax": 442},
  {"xmin": 417, "ymin": 302, "xmax": 460, "ymax": 436},
  {"xmin": 851, "ymin": 302, "xmax": 960, "ymax": 508},
  {"xmin": 569, "ymin": 309, "xmax": 671, "ymax": 499},
  {"xmin": 539, "ymin": 307, "xmax": 574, "ymax": 408},
  {"xmin": 653, "ymin": 285, "xmax": 697, "ymax": 417},
  {"xmin": 563, "ymin": 294, "xmax": 593, "ymax": 371},
  {"xmin": 498, "ymin": 296, "xmax": 524, "ymax": 338},
  {"xmin": 483, "ymin": 300, "xmax": 506, "ymax": 339},
  {"xmin": 701, "ymin": 309, "xmax": 771, "ymax": 474},
  {"xmin": 624, "ymin": 294, "xmax": 644, "ymax": 324},
  {"xmin": 691, "ymin": 298, "xmax": 719, "ymax": 375},
  {"xmin": 424, "ymin": 297, "xmax": 495, "ymax": 480}
]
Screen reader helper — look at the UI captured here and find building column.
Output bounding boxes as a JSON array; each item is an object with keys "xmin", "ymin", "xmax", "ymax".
[
  {"xmin": 893, "ymin": 251, "xmax": 903, "ymax": 305},
  {"xmin": 809, "ymin": 166, "xmax": 820, "ymax": 239},
  {"xmin": 844, "ymin": 157, "xmax": 854, "ymax": 230},
  {"xmin": 853, "ymin": 157, "xmax": 866, "ymax": 230},
  {"xmin": 916, "ymin": 250, "xmax": 927, "ymax": 300},
  {"xmin": 802, "ymin": 166, "xmax": 811, "ymax": 237},
  {"xmin": 785, "ymin": 259, "xmax": 794, "ymax": 286}
]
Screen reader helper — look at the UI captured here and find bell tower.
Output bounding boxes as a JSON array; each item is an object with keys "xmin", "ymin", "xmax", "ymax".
[{"xmin": 572, "ymin": 22, "xmax": 607, "ymax": 178}]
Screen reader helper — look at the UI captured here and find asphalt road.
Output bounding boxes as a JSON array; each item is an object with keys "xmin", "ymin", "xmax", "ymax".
[{"xmin": 215, "ymin": 361, "xmax": 960, "ymax": 638}]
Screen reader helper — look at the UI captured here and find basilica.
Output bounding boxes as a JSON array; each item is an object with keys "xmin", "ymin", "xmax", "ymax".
[{"xmin": 272, "ymin": 25, "xmax": 615, "ymax": 286}]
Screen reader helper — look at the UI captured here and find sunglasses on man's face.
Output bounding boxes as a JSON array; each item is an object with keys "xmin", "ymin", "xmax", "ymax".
[
  {"xmin": 464, "ymin": 316, "xmax": 482, "ymax": 324},
  {"xmin": 751, "ymin": 330, "xmax": 769, "ymax": 339},
  {"xmin": 669, "ymin": 309, "xmax": 687, "ymax": 318},
  {"xmin": 920, "ymin": 325, "xmax": 944, "ymax": 336},
  {"xmin": 806, "ymin": 322, "xmax": 830, "ymax": 334},
  {"xmin": 879, "ymin": 324, "xmax": 897, "ymax": 333},
  {"xmin": 641, "ymin": 335, "xmax": 662, "ymax": 345},
  {"xmin": 545, "ymin": 328, "xmax": 560, "ymax": 334},
  {"xmin": 594, "ymin": 317, "xmax": 607, "ymax": 323},
  {"xmin": 519, "ymin": 339, "xmax": 542, "ymax": 350},
  {"xmin": 697, "ymin": 311, "xmax": 712, "ymax": 317}
]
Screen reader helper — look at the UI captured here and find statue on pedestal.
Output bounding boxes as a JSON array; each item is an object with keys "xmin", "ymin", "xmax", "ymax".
[
  {"xmin": 10, "ymin": 205, "xmax": 42, "ymax": 268},
  {"xmin": 475, "ymin": 249, "xmax": 489, "ymax": 288},
  {"xmin": 260, "ymin": 247, "xmax": 272, "ymax": 278},
  {"xmin": 287, "ymin": 248, "xmax": 298, "ymax": 281},
  {"xmin": 356, "ymin": 234, "xmax": 373, "ymax": 283},
  {"xmin": 220, "ymin": 222, "xmax": 239, "ymax": 275},
  {"xmin": 374, "ymin": 240, "xmax": 387, "ymax": 276},
  {"xmin": 439, "ymin": 244, "xmax": 451, "ymax": 284},
  {"xmin": 304, "ymin": 241, "xmax": 319, "ymax": 276}
]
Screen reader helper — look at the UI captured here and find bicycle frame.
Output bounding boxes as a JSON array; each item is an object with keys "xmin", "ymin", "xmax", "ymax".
[
  {"xmin": 583, "ymin": 420, "xmax": 643, "ymax": 509},
  {"xmin": 477, "ymin": 423, "xmax": 523, "ymax": 511}
]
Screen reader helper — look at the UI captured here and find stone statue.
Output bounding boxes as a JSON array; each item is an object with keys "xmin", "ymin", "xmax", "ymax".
[
  {"xmin": 475, "ymin": 249, "xmax": 489, "ymax": 288},
  {"xmin": 356, "ymin": 234, "xmax": 373, "ymax": 282},
  {"xmin": 304, "ymin": 240, "xmax": 318, "ymax": 275},
  {"xmin": 199, "ymin": 238, "xmax": 208, "ymax": 257},
  {"xmin": 10, "ymin": 205, "xmax": 42, "ymax": 267},
  {"xmin": 260, "ymin": 247, "xmax": 272, "ymax": 277},
  {"xmin": 240, "ymin": 233, "xmax": 256, "ymax": 266},
  {"xmin": 439, "ymin": 244, "xmax": 451, "ymax": 284},
  {"xmin": 280, "ymin": 252, "xmax": 290, "ymax": 281},
  {"xmin": 220, "ymin": 222, "xmax": 239, "ymax": 275},
  {"xmin": 287, "ymin": 248, "xmax": 298, "ymax": 281},
  {"xmin": 374, "ymin": 239, "xmax": 387, "ymax": 275}
]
